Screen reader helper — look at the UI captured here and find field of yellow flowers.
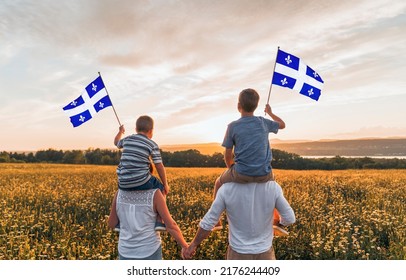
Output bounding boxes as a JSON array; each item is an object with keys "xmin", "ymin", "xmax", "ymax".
[{"xmin": 0, "ymin": 164, "xmax": 404, "ymax": 260}]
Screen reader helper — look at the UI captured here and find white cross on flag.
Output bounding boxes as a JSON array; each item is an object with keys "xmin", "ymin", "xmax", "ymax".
[
  {"xmin": 272, "ymin": 49, "xmax": 324, "ymax": 101},
  {"xmin": 62, "ymin": 76, "xmax": 112, "ymax": 127}
]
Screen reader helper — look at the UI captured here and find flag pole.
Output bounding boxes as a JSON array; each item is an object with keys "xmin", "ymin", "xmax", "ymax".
[
  {"xmin": 266, "ymin": 46, "xmax": 280, "ymax": 106},
  {"xmin": 98, "ymin": 72, "xmax": 122, "ymax": 127}
]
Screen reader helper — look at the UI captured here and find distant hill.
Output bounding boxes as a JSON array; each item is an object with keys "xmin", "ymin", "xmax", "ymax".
[
  {"xmin": 161, "ymin": 143, "xmax": 223, "ymax": 155},
  {"xmin": 161, "ymin": 138, "xmax": 406, "ymax": 157},
  {"xmin": 272, "ymin": 138, "xmax": 406, "ymax": 157}
]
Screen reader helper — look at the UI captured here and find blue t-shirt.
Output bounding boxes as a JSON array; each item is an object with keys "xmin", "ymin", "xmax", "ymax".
[{"xmin": 222, "ymin": 116, "xmax": 279, "ymax": 176}]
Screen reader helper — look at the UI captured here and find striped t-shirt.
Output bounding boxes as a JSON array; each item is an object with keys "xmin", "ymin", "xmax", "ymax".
[{"xmin": 116, "ymin": 134, "xmax": 162, "ymax": 190}]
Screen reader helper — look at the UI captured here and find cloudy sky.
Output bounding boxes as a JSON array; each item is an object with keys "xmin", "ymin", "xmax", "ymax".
[{"xmin": 1, "ymin": 0, "xmax": 405, "ymax": 151}]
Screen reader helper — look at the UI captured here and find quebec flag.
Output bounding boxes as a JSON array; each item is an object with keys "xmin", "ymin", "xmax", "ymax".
[
  {"xmin": 63, "ymin": 76, "xmax": 112, "ymax": 127},
  {"xmin": 272, "ymin": 49, "xmax": 324, "ymax": 101}
]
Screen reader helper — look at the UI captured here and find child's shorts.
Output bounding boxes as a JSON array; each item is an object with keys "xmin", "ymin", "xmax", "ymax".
[
  {"xmin": 219, "ymin": 165, "xmax": 274, "ymax": 185},
  {"xmin": 118, "ymin": 176, "xmax": 164, "ymax": 192}
]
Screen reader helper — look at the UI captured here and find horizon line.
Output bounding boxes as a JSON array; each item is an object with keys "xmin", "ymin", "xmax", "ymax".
[{"xmin": 3, "ymin": 136, "xmax": 406, "ymax": 153}]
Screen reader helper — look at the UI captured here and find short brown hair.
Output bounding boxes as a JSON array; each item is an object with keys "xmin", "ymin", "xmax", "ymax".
[
  {"xmin": 239, "ymin": 88, "xmax": 259, "ymax": 112},
  {"xmin": 136, "ymin": 115, "xmax": 154, "ymax": 133}
]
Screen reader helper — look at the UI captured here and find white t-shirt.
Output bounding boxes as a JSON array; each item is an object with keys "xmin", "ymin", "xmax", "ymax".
[
  {"xmin": 200, "ymin": 181, "xmax": 295, "ymax": 254},
  {"xmin": 116, "ymin": 189, "xmax": 161, "ymax": 259}
]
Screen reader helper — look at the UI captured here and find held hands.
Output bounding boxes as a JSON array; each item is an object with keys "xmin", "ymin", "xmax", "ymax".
[
  {"xmin": 181, "ymin": 246, "xmax": 189, "ymax": 260},
  {"xmin": 181, "ymin": 243, "xmax": 197, "ymax": 260}
]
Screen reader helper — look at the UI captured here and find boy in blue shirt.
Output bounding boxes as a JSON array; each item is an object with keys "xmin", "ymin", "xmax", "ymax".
[{"xmin": 213, "ymin": 88, "xmax": 287, "ymax": 235}]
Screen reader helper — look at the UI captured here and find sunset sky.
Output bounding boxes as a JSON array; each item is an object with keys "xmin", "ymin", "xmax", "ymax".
[{"xmin": 1, "ymin": 0, "xmax": 405, "ymax": 151}]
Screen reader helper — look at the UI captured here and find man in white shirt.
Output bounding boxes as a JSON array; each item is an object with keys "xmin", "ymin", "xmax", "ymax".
[{"xmin": 183, "ymin": 181, "xmax": 295, "ymax": 260}]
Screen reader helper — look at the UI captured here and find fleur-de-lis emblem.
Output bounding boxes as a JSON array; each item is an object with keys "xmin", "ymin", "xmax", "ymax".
[
  {"xmin": 71, "ymin": 100, "xmax": 77, "ymax": 106},
  {"xmin": 79, "ymin": 115, "xmax": 86, "ymax": 122},
  {"xmin": 285, "ymin": 55, "xmax": 292, "ymax": 65},
  {"xmin": 308, "ymin": 88, "xmax": 314, "ymax": 96},
  {"xmin": 313, "ymin": 71, "xmax": 319, "ymax": 78},
  {"xmin": 281, "ymin": 77, "xmax": 288, "ymax": 86},
  {"xmin": 92, "ymin": 83, "xmax": 97, "ymax": 91},
  {"xmin": 99, "ymin": 102, "xmax": 104, "ymax": 108}
]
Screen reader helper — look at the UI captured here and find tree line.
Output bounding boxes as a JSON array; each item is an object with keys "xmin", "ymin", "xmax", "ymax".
[{"xmin": 1, "ymin": 148, "xmax": 406, "ymax": 169}]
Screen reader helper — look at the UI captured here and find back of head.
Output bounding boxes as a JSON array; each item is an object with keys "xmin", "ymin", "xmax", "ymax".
[
  {"xmin": 136, "ymin": 115, "xmax": 154, "ymax": 133},
  {"xmin": 239, "ymin": 88, "xmax": 259, "ymax": 112}
]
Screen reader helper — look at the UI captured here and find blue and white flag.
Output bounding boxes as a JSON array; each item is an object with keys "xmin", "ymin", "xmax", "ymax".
[
  {"xmin": 63, "ymin": 76, "xmax": 112, "ymax": 127},
  {"xmin": 272, "ymin": 49, "xmax": 324, "ymax": 101}
]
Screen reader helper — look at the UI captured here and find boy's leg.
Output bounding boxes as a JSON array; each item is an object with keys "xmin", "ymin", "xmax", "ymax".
[
  {"xmin": 141, "ymin": 176, "xmax": 167, "ymax": 231},
  {"xmin": 273, "ymin": 209, "xmax": 280, "ymax": 224},
  {"xmin": 213, "ymin": 177, "xmax": 222, "ymax": 200},
  {"xmin": 212, "ymin": 177, "xmax": 224, "ymax": 231},
  {"xmin": 113, "ymin": 187, "xmax": 120, "ymax": 232},
  {"xmin": 215, "ymin": 167, "xmax": 236, "ymax": 194},
  {"xmin": 150, "ymin": 177, "xmax": 167, "ymax": 231},
  {"xmin": 273, "ymin": 209, "xmax": 289, "ymax": 236},
  {"xmin": 154, "ymin": 189, "xmax": 167, "ymax": 231},
  {"xmin": 212, "ymin": 168, "xmax": 235, "ymax": 231},
  {"xmin": 213, "ymin": 167, "xmax": 235, "ymax": 205}
]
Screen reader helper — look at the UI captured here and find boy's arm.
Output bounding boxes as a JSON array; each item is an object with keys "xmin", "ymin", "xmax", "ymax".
[
  {"xmin": 114, "ymin": 125, "xmax": 125, "ymax": 146},
  {"xmin": 265, "ymin": 104, "xmax": 285, "ymax": 129},
  {"xmin": 224, "ymin": 148, "xmax": 234, "ymax": 168},
  {"xmin": 155, "ymin": 162, "xmax": 169, "ymax": 195}
]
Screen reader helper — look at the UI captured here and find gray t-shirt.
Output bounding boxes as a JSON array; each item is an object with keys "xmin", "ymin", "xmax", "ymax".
[{"xmin": 222, "ymin": 116, "xmax": 279, "ymax": 176}]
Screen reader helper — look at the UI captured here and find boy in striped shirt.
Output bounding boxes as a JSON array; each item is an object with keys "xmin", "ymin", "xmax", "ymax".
[{"xmin": 114, "ymin": 115, "xmax": 169, "ymax": 231}]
